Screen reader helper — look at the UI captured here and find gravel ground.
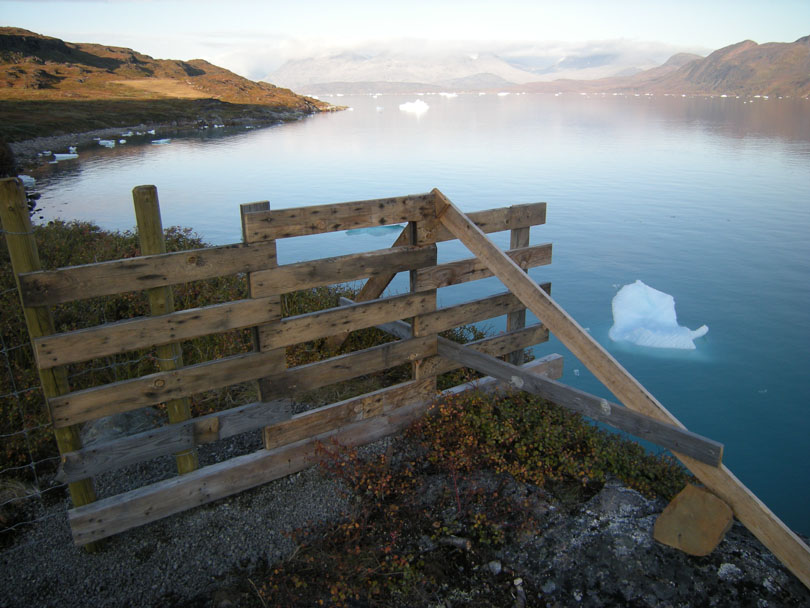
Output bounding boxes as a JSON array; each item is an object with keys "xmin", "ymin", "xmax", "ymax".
[{"xmin": 0, "ymin": 428, "xmax": 358, "ymax": 608}]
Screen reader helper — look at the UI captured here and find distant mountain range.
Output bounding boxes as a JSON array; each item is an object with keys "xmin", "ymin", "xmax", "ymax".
[
  {"xmin": 0, "ymin": 27, "xmax": 323, "ymax": 112},
  {"xmin": 272, "ymin": 37, "xmax": 810, "ymax": 97}
]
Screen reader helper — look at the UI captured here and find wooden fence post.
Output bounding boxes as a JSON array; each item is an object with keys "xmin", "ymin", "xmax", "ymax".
[
  {"xmin": 409, "ymin": 217, "xmax": 439, "ymax": 396},
  {"xmin": 506, "ymin": 226, "xmax": 530, "ymax": 365},
  {"xmin": 132, "ymin": 185, "xmax": 198, "ymax": 474},
  {"xmin": 239, "ymin": 202, "xmax": 290, "ymax": 445},
  {"xmin": 0, "ymin": 177, "xmax": 98, "ymax": 534}
]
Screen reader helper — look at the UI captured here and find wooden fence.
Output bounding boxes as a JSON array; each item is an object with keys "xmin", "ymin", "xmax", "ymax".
[{"xmin": 1, "ymin": 179, "xmax": 807, "ymax": 589}]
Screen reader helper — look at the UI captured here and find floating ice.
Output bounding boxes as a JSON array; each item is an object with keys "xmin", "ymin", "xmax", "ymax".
[
  {"xmin": 147, "ymin": 129, "xmax": 156, "ymax": 134},
  {"xmin": 38, "ymin": 150, "xmax": 52, "ymax": 157},
  {"xmin": 497, "ymin": 92, "xmax": 510, "ymax": 97},
  {"xmin": 52, "ymin": 153, "xmax": 78, "ymax": 161},
  {"xmin": 608, "ymin": 280, "xmax": 708, "ymax": 350},
  {"xmin": 121, "ymin": 131, "xmax": 134, "ymax": 137},
  {"xmin": 118, "ymin": 139, "xmax": 127, "ymax": 144},
  {"xmin": 151, "ymin": 139, "xmax": 171, "ymax": 145},
  {"xmin": 439, "ymin": 92, "xmax": 458, "ymax": 98},
  {"xmin": 18, "ymin": 175, "xmax": 36, "ymax": 187},
  {"xmin": 98, "ymin": 139, "xmax": 115, "ymax": 148},
  {"xmin": 68, "ymin": 146, "xmax": 77, "ymax": 153},
  {"xmin": 399, "ymin": 99, "xmax": 429, "ymax": 114}
]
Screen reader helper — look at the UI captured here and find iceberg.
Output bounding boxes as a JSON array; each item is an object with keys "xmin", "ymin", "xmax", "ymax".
[
  {"xmin": 608, "ymin": 280, "xmax": 708, "ymax": 350},
  {"xmin": 53, "ymin": 153, "xmax": 78, "ymax": 161},
  {"xmin": 399, "ymin": 99, "xmax": 429, "ymax": 114},
  {"xmin": 151, "ymin": 138, "xmax": 171, "ymax": 145},
  {"xmin": 98, "ymin": 140, "xmax": 115, "ymax": 148}
]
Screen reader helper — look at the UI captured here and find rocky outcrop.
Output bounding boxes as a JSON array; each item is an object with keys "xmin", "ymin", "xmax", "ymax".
[{"xmin": 498, "ymin": 478, "xmax": 809, "ymax": 606}]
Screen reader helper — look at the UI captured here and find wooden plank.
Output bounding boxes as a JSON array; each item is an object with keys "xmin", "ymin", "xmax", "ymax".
[
  {"xmin": 249, "ymin": 245, "xmax": 436, "ymax": 298},
  {"xmin": 439, "ymin": 339, "xmax": 723, "ymax": 466},
  {"xmin": 34, "ymin": 295, "xmax": 282, "ymax": 370},
  {"xmin": 414, "ymin": 243, "xmax": 552, "ymax": 291},
  {"xmin": 263, "ymin": 378, "xmax": 433, "ymax": 450},
  {"xmin": 241, "ymin": 193, "xmax": 436, "ymax": 240},
  {"xmin": 261, "ymin": 335, "xmax": 437, "ymax": 397},
  {"xmin": 426, "ymin": 325, "xmax": 552, "ymax": 378},
  {"xmin": 507, "ymin": 226, "xmax": 531, "ymax": 365},
  {"xmin": 433, "ymin": 189, "xmax": 810, "ymax": 589},
  {"xmin": 67, "ymin": 356, "xmax": 551, "ymax": 545},
  {"xmin": 60, "ymin": 399, "xmax": 292, "ymax": 482},
  {"xmin": 18, "ymin": 240, "xmax": 278, "ymax": 307},
  {"xmin": 416, "ymin": 286, "xmax": 550, "ymax": 336},
  {"xmin": 261, "ymin": 291, "xmax": 435, "ymax": 350},
  {"xmin": 427, "ymin": 201, "xmax": 547, "ymax": 244},
  {"xmin": 50, "ymin": 336, "xmax": 436, "ymax": 428}
]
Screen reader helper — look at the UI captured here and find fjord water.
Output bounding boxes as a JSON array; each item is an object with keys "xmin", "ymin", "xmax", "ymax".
[{"xmin": 32, "ymin": 94, "xmax": 810, "ymax": 535}]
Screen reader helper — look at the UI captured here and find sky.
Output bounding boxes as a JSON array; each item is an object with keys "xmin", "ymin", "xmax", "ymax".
[{"xmin": 2, "ymin": 0, "xmax": 809, "ymax": 79}]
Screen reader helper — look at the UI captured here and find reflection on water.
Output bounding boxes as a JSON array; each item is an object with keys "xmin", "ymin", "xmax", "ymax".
[{"xmin": 26, "ymin": 94, "xmax": 810, "ymax": 535}]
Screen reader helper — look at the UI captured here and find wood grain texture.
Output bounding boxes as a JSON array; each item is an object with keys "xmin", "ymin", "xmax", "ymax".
[
  {"xmin": 414, "ymin": 244, "xmax": 552, "ymax": 291},
  {"xmin": 241, "ymin": 193, "xmax": 435, "ymax": 240},
  {"xmin": 249, "ymin": 245, "xmax": 436, "ymax": 297},
  {"xmin": 133, "ymin": 185, "xmax": 198, "ymax": 474},
  {"xmin": 434, "ymin": 189, "xmax": 810, "ymax": 589},
  {"xmin": 60, "ymin": 399, "xmax": 292, "ymax": 482},
  {"xmin": 263, "ymin": 378, "xmax": 434, "ymax": 449},
  {"xmin": 507, "ymin": 226, "xmax": 531, "ymax": 365},
  {"xmin": 34, "ymin": 295, "xmax": 282, "ymax": 369},
  {"xmin": 17, "ymin": 240, "xmax": 278, "ymax": 307},
  {"xmin": 416, "ymin": 286, "xmax": 549, "ymax": 336}
]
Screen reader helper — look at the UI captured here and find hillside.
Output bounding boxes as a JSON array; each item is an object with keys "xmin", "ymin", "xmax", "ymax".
[
  {"xmin": 0, "ymin": 28, "xmax": 329, "ymax": 141},
  {"xmin": 520, "ymin": 36, "xmax": 810, "ymax": 96}
]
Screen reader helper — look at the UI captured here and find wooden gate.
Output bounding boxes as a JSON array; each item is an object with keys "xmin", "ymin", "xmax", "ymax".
[{"xmin": 1, "ymin": 179, "xmax": 807, "ymax": 588}]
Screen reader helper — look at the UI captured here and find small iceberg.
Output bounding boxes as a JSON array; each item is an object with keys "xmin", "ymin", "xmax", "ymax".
[
  {"xmin": 497, "ymin": 91, "xmax": 510, "ymax": 97},
  {"xmin": 118, "ymin": 139, "xmax": 127, "ymax": 144},
  {"xmin": 18, "ymin": 175, "xmax": 36, "ymax": 187},
  {"xmin": 399, "ymin": 99, "xmax": 429, "ymax": 114},
  {"xmin": 609, "ymin": 280, "xmax": 708, "ymax": 350},
  {"xmin": 68, "ymin": 146, "xmax": 77, "ymax": 153},
  {"xmin": 151, "ymin": 138, "xmax": 171, "ymax": 145},
  {"xmin": 52, "ymin": 153, "xmax": 78, "ymax": 161},
  {"xmin": 98, "ymin": 139, "xmax": 116, "ymax": 148},
  {"xmin": 439, "ymin": 92, "xmax": 458, "ymax": 98},
  {"xmin": 121, "ymin": 131, "xmax": 134, "ymax": 137},
  {"xmin": 38, "ymin": 150, "xmax": 52, "ymax": 157},
  {"xmin": 147, "ymin": 129, "xmax": 156, "ymax": 135}
]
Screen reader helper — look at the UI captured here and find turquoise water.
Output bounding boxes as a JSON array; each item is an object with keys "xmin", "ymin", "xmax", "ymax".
[{"xmin": 30, "ymin": 94, "xmax": 810, "ymax": 535}]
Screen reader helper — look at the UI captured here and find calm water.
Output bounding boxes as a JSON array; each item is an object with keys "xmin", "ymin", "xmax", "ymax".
[{"xmin": 28, "ymin": 93, "xmax": 810, "ymax": 535}]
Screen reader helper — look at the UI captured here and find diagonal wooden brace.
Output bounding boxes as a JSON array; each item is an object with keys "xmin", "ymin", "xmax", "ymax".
[{"xmin": 431, "ymin": 188, "xmax": 810, "ymax": 589}]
